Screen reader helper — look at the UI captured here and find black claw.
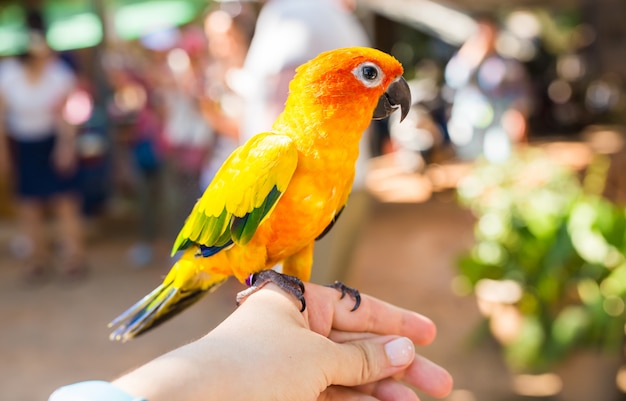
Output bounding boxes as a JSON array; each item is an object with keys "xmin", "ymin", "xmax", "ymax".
[
  {"xmin": 237, "ymin": 270, "xmax": 306, "ymax": 312},
  {"xmin": 297, "ymin": 295, "xmax": 306, "ymax": 312},
  {"xmin": 325, "ymin": 281, "xmax": 361, "ymax": 311}
]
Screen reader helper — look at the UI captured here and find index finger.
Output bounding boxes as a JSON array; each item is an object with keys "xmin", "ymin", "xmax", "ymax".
[{"xmin": 303, "ymin": 282, "xmax": 436, "ymax": 346}]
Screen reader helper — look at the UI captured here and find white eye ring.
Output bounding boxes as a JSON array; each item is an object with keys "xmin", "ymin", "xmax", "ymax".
[{"xmin": 353, "ymin": 62, "xmax": 384, "ymax": 88}]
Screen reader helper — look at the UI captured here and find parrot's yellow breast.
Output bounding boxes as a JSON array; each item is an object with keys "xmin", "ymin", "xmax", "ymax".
[{"xmin": 263, "ymin": 144, "xmax": 357, "ymax": 260}]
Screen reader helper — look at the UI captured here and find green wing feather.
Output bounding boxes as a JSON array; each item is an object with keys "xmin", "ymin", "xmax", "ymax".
[{"xmin": 171, "ymin": 133, "xmax": 298, "ymax": 255}]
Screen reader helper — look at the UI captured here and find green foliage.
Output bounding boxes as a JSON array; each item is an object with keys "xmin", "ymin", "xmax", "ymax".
[{"xmin": 457, "ymin": 149, "xmax": 626, "ymax": 372}]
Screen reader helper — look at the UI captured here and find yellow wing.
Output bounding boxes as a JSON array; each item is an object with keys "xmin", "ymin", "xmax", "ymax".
[{"xmin": 172, "ymin": 133, "xmax": 298, "ymax": 256}]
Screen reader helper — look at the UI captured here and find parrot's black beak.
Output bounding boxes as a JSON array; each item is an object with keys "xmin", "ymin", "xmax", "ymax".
[{"xmin": 372, "ymin": 76, "xmax": 411, "ymax": 122}]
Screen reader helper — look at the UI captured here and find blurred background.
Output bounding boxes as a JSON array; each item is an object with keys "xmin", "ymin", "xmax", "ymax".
[{"xmin": 1, "ymin": 0, "xmax": 626, "ymax": 400}]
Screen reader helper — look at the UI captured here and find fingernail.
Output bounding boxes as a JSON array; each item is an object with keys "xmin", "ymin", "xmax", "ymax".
[{"xmin": 384, "ymin": 337, "xmax": 414, "ymax": 366}]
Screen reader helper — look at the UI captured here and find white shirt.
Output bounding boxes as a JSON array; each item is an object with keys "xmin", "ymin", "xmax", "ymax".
[{"xmin": 0, "ymin": 58, "xmax": 76, "ymax": 139}]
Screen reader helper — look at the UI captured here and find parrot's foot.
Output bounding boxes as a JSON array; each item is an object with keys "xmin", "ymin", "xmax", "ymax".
[
  {"xmin": 237, "ymin": 270, "xmax": 306, "ymax": 312},
  {"xmin": 325, "ymin": 281, "xmax": 361, "ymax": 311}
]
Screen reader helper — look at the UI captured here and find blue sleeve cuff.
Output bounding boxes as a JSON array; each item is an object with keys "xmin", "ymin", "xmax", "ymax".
[{"xmin": 48, "ymin": 380, "xmax": 147, "ymax": 401}]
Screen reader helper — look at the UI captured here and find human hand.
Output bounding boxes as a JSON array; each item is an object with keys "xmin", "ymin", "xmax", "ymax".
[
  {"xmin": 0, "ymin": 132, "xmax": 11, "ymax": 178},
  {"xmin": 298, "ymin": 283, "xmax": 453, "ymax": 400},
  {"xmin": 0, "ymin": 145, "xmax": 10, "ymax": 177},
  {"xmin": 52, "ymin": 137, "xmax": 78, "ymax": 175},
  {"xmin": 113, "ymin": 282, "xmax": 453, "ymax": 401}
]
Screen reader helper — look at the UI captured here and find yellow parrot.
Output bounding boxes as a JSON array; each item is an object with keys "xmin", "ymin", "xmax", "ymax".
[{"xmin": 109, "ymin": 47, "xmax": 410, "ymax": 341}]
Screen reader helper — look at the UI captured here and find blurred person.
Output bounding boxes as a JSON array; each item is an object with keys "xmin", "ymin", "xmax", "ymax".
[
  {"xmin": 50, "ymin": 283, "xmax": 453, "ymax": 401},
  {"xmin": 388, "ymin": 65, "xmax": 450, "ymax": 172},
  {"xmin": 157, "ymin": 26, "xmax": 215, "ymax": 239},
  {"xmin": 104, "ymin": 53, "xmax": 166, "ymax": 267},
  {"xmin": 236, "ymin": 0, "xmax": 373, "ymax": 284},
  {"xmin": 444, "ymin": 17, "xmax": 531, "ymax": 163},
  {"xmin": 389, "ymin": 100, "xmax": 445, "ymax": 173},
  {"xmin": 0, "ymin": 30, "xmax": 87, "ymax": 283},
  {"xmin": 198, "ymin": 3, "xmax": 258, "ymax": 189}
]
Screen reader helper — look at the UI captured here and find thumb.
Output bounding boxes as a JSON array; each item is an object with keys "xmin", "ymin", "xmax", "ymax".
[{"xmin": 329, "ymin": 336, "xmax": 415, "ymax": 387}]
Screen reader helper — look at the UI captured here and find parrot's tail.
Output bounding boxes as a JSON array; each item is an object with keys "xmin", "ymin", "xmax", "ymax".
[{"xmin": 108, "ymin": 259, "xmax": 228, "ymax": 342}]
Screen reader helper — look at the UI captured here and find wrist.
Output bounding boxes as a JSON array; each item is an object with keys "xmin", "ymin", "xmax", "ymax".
[{"xmin": 111, "ymin": 343, "xmax": 231, "ymax": 401}]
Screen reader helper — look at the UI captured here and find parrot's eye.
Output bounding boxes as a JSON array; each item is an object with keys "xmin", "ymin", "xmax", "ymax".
[
  {"xmin": 353, "ymin": 62, "xmax": 384, "ymax": 88},
  {"xmin": 362, "ymin": 65, "xmax": 378, "ymax": 80}
]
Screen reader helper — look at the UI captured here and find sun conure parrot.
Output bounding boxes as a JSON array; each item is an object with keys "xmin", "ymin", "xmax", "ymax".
[{"xmin": 109, "ymin": 46, "xmax": 410, "ymax": 342}]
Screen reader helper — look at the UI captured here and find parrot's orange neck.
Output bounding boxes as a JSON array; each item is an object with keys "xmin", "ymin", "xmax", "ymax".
[{"xmin": 273, "ymin": 95, "xmax": 373, "ymax": 157}]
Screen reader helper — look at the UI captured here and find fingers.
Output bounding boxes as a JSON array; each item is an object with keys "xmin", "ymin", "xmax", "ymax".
[
  {"xmin": 369, "ymin": 378, "xmax": 421, "ymax": 401},
  {"xmin": 320, "ymin": 380, "xmax": 420, "ymax": 401},
  {"xmin": 327, "ymin": 334, "xmax": 453, "ymax": 400},
  {"xmin": 400, "ymin": 354, "xmax": 454, "ymax": 399},
  {"xmin": 328, "ymin": 330, "xmax": 378, "ymax": 343},
  {"xmin": 304, "ymin": 282, "xmax": 436, "ymax": 346},
  {"xmin": 327, "ymin": 335, "xmax": 415, "ymax": 387},
  {"xmin": 241, "ymin": 283, "xmax": 453, "ymax": 399},
  {"xmin": 319, "ymin": 386, "xmax": 379, "ymax": 401}
]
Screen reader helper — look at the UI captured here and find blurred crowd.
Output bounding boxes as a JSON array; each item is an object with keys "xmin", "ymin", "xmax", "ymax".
[
  {"xmin": 0, "ymin": 0, "xmax": 380, "ymax": 285},
  {"xmin": 0, "ymin": 1, "xmax": 621, "ymax": 285}
]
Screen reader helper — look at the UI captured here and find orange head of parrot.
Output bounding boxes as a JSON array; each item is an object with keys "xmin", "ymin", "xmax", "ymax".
[{"xmin": 285, "ymin": 47, "xmax": 411, "ymax": 125}]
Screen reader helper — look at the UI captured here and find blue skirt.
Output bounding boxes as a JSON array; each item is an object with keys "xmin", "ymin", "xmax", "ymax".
[{"xmin": 9, "ymin": 134, "xmax": 80, "ymax": 199}]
